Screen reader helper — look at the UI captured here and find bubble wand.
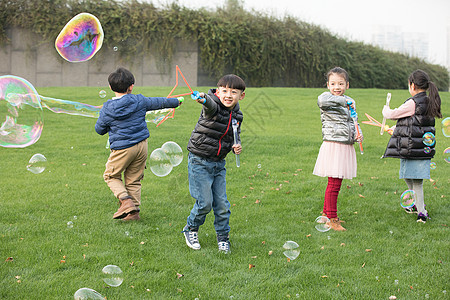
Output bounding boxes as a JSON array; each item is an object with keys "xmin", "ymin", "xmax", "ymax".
[
  {"xmin": 380, "ymin": 93, "xmax": 391, "ymax": 135},
  {"xmin": 347, "ymin": 101, "xmax": 363, "ymax": 155},
  {"xmin": 231, "ymin": 118, "xmax": 240, "ymax": 168}
]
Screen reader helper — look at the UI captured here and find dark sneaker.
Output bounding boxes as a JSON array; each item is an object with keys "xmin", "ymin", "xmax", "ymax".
[
  {"xmin": 405, "ymin": 205, "xmax": 418, "ymax": 214},
  {"xmin": 417, "ymin": 212, "xmax": 429, "ymax": 223},
  {"xmin": 182, "ymin": 225, "xmax": 200, "ymax": 250},
  {"xmin": 218, "ymin": 240, "xmax": 231, "ymax": 254}
]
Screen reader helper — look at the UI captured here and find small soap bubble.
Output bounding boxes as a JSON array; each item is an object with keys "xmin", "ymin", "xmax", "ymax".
[
  {"xmin": 99, "ymin": 90, "xmax": 106, "ymax": 98},
  {"xmin": 149, "ymin": 148, "xmax": 173, "ymax": 177},
  {"xmin": 257, "ymin": 164, "xmax": 261, "ymax": 168},
  {"xmin": 161, "ymin": 141, "xmax": 183, "ymax": 167},
  {"xmin": 102, "ymin": 265, "xmax": 123, "ymax": 287},
  {"xmin": 422, "ymin": 132, "xmax": 435, "ymax": 147},
  {"xmin": 73, "ymin": 216, "xmax": 77, "ymax": 220},
  {"xmin": 314, "ymin": 216, "xmax": 331, "ymax": 232},
  {"xmin": 442, "ymin": 117, "xmax": 450, "ymax": 137},
  {"xmin": 113, "ymin": 46, "xmax": 118, "ymax": 52},
  {"xmin": 55, "ymin": 13, "xmax": 104, "ymax": 62},
  {"xmin": 67, "ymin": 221, "xmax": 74, "ymax": 228},
  {"xmin": 27, "ymin": 153, "xmax": 47, "ymax": 174},
  {"xmin": 74, "ymin": 287, "xmax": 105, "ymax": 300},
  {"xmin": 423, "ymin": 147, "xmax": 431, "ymax": 154},
  {"xmin": 430, "ymin": 162, "xmax": 436, "ymax": 170},
  {"xmin": 444, "ymin": 147, "xmax": 450, "ymax": 163},
  {"xmin": 400, "ymin": 190, "xmax": 416, "ymax": 208},
  {"xmin": 394, "ymin": 279, "xmax": 399, "ymax": 285},
  {"xmin": 283, "ymin": 241, "xmax": 300, "ymax": 260}
]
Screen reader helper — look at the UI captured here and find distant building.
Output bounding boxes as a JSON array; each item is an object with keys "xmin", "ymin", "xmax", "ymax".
[{"xmin": 371, "ymin": 25, "xmax": 429, "ymax": 61}]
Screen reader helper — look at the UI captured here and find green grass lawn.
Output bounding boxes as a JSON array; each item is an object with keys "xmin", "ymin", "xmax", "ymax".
[{"xmin": 1, "ymin": 85, "xmax": 449, "ymax": 299}]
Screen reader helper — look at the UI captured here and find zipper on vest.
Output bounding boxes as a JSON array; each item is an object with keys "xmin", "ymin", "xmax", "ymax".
[{"xmin": 217, "ymin": 111, "xmax": 232, "ymax": 156}]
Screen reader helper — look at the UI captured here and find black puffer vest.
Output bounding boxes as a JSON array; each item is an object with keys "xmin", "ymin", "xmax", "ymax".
[
  {"xmin": 383, "ymin": 92, "xmax": 435, "ymax": 159},
  {"xmin": 187, "ymin": 89, "xmax": 243, "ymax": 161}
]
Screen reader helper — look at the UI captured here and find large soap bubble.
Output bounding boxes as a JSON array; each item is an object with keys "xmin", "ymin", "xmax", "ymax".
[
  {"xmin": 283, "ymin": 241, "xmax": 300, "ymax": 260},
  {"xmin": 102, "ymin": 264, "xmax": 123, "ymax": 287},
  {"xmin": 55, "ymin": 13, "xmax": 104, "ymax": 62},
  {"xmin": 161, "ymin": 141, "xmax": 183, "ymax": 166},
  {"xmin": 0, "ymin": 75, "xmax": 43, "ymax": 148},
  {"xmin": 149, "ymin": 148, "xmax": 173, "ymax": 177},
  {"xmin": 74, "ymin": 287, "xmax": 105, "ymax": 299}
]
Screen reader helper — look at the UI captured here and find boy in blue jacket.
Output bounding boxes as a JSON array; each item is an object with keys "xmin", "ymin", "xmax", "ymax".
[{"xmin": 95, "ymin": 67, "xmax": 182, "ymax": 220}]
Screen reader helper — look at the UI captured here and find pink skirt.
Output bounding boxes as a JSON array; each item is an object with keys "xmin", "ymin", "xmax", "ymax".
[{"xmin": 313, "ymin": 141, "xmax": 357, "ymax": 179}]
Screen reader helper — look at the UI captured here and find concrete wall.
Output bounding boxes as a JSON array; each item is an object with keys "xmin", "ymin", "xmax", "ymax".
[{"xmin": 0, "ymin": 27, "xmax": 199, "ymax": 88}]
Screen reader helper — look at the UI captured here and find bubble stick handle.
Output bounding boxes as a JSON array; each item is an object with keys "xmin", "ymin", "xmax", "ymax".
[
  {"xmin": 380, "ymin": 93, "xmax": 391, "ymax": 135},
  {"xmin": 354, "ymin": 119, "xmax": 364, "ymax": 155},
  {"xmin": 232, "ymin": 119, "xmax": 240, "ymax": 168}
]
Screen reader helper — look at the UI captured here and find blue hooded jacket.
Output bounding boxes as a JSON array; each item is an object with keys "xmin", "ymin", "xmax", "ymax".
[{"xmin": 95, "ymin": 94, "xmax": 179, "ymax": 150}]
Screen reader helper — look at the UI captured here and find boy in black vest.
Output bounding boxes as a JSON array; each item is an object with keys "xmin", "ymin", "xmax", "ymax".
[{"xmin": 183, "ymin": 74, "xmax": 245, "ymax": 253}]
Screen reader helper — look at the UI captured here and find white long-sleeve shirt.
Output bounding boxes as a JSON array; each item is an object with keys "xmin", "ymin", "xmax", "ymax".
[{"xmin": 382, "ymin": 99, "xmax": 415, "ymax": 120}]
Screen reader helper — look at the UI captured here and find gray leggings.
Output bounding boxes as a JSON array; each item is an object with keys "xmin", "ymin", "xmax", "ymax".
[{"xmin": 404, "ymin": 179, "xmax": 426, "ymax": 214}]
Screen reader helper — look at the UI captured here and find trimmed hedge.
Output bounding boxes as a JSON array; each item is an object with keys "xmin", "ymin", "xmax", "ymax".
[{"xmin": 0, "ymin": 0, "xmax": 448, "ymax": 89}]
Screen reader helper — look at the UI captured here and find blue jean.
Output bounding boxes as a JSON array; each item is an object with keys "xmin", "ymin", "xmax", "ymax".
[{"xmin": 186, "ymin": 153, "xmax": 230, "ymax": 238}]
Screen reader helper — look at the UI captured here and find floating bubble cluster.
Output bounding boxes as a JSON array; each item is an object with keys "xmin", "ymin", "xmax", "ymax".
[
  {"xmin": 422, "ymin": 132, "xmax": 435, "ymax": 147},
  {"xmin": 102, "ymin": 264, "xmax": 123, "ymax": 287},
  {"xmin": 442, "ymin": 117, "xmax": 450, "ymax": 137},
  {"xmin": 400, "ymin": 190, "xmax": 416, "ymax": 208},
  {"xmin": 26, "ymin": 153, "xmax": 47, "ymax": 174},
  {"xmin": 314, "ymin": 215, "xmax": 331, "ymax": 232},
  {"xmin": 74, "ymin": 287, "xmax": 105, "ymax": 300},
  {"xmin": 149, "ymin": 141, "xmax": 183, "ymax": 177},
  {"xmin": 0, "ymin": 75, "xmax": 43, "ymax": 148},
  {"xmin": 55, "ymin": 13, "xmax": 104, "ymax": 62},
  {"xmin": 283, "ymin": 241, "xmax": 300, "ymax": 260}
]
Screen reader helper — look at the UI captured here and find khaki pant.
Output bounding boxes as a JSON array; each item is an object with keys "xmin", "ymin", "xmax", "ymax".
[{"xmin": 103, "ymin": 139, "xmax": 148, "ymax": 206}]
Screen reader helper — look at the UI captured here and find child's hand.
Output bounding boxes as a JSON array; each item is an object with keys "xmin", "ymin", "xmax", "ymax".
[
  {"xmin": 356, "ymin": 133, "xmax": 363, "ymax": 142},
  {"xmin": 232, "ymin": 144, "xmax": 242, "ymax": 155},
  {"xmin": 177, "ymin": 97, "xmax": 184, "ymax": 106},
  {"xmin": 195, "ymin": 92, "xmax": 206, "ymax": 104}
]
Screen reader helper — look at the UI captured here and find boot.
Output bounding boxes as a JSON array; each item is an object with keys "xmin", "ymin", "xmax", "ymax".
[
  {"xmin": 320, "ymin": 212, "xmax": 345, "ymax": 223},
  {"xmin": 327, "ymin": 218, "xmax": 346, "ymax": 231},
  {"xmin": 123, "ymin": 209, "xmax": 140, "ymax": 221},
  {"xmin": 113, "ymin": 197, "xmax": 138, "ymax": 219}
]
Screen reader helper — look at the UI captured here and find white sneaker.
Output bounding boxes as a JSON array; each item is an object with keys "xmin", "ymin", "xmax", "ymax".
[
  {"xmin": 183, "ymin": 226, "xmax": 200, "ymax": 250},
  {"xmin": 218, "ymin": 241, "xmax": 230, "ymax": 254}
]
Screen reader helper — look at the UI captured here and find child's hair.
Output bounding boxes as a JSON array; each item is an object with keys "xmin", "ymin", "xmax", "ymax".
[
  {"xmin": 217, "ymin": 74, "xmax": 246, "ymax": 91},
  {"xmin": 408, "ymin": 69, "xmax": 442, "ymax": 118},
  {"xmin": 108, "ymin": 67, "xmax": 135, "ymax": 93},
  {"xmin": 326, "ymin": 67, "xmax": 349, "ymax": 83}
]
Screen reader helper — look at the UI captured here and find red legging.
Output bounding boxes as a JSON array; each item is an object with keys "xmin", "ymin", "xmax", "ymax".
[{"xmin": 323, "ymin": 177, "xmax": 343, "ymax": 219}]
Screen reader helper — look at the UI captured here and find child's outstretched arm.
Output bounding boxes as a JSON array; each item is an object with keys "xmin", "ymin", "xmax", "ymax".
[
  {"xmin": 145, "ymin": 97, "xmax": 182, "ymax": 111},
  {"xmin": 195, "ymin": 92, "xmax": 218, "ymax": 117}
]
